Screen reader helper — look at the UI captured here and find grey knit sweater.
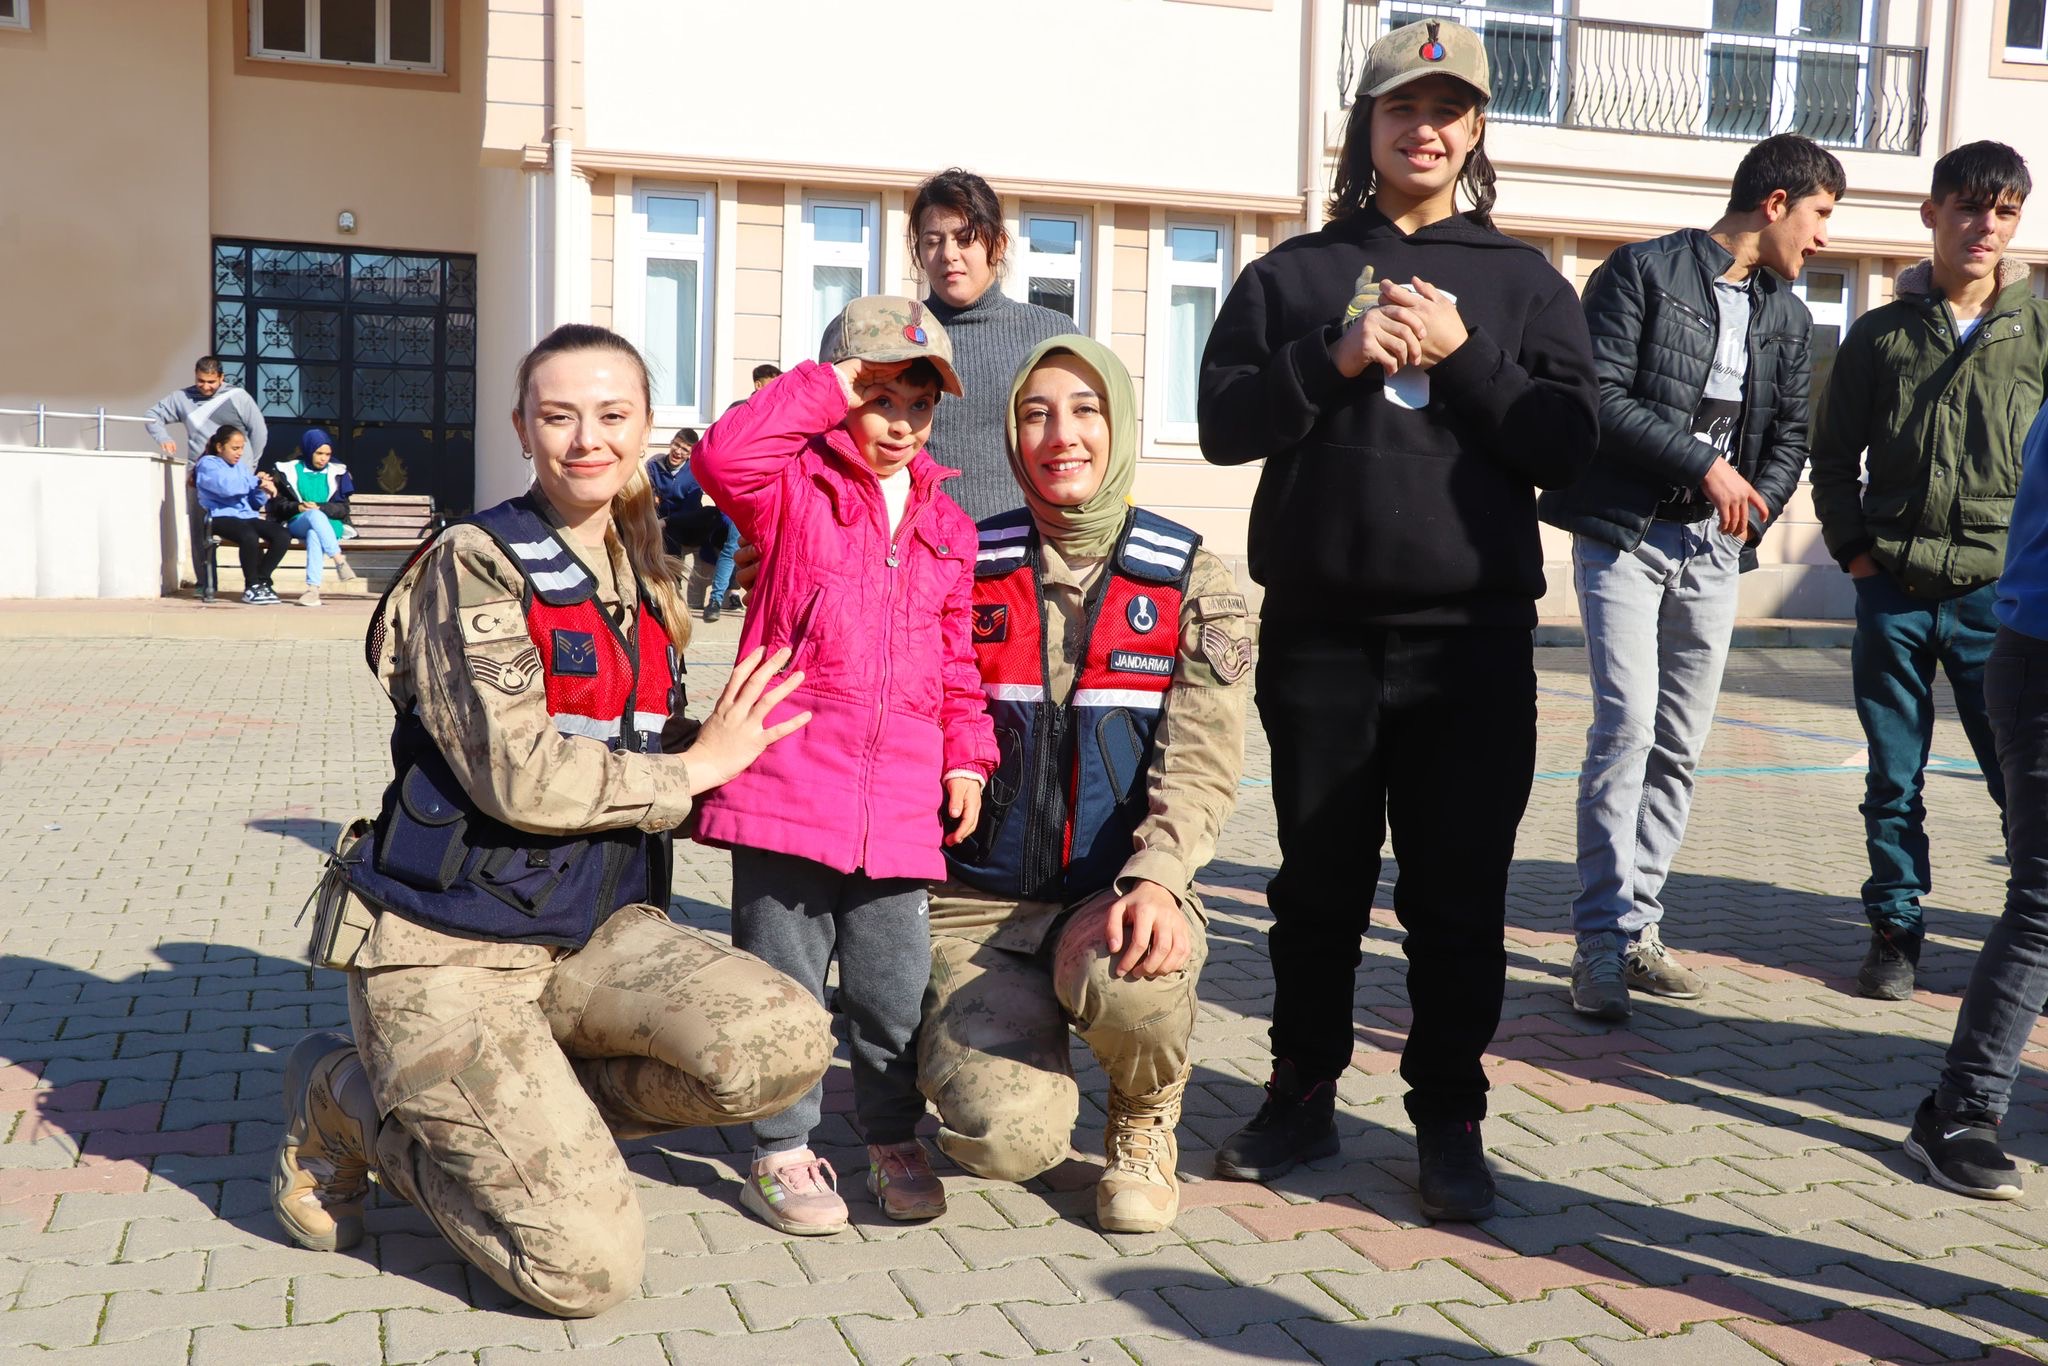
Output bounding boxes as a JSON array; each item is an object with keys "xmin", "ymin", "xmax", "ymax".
[{"xmin": 924, "ymin": 288, "xmax": 1075, "ymax": 522}]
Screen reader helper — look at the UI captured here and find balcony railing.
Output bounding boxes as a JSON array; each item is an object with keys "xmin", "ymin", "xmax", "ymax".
[{"xmin": 1339, "ymin": 3, "xmax": 1927, "ymax": 156}]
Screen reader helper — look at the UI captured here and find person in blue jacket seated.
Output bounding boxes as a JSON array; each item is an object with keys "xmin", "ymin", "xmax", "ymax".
[{"xmin": 194, "ymin": 423, "xmax": 291, "ymax": 605}]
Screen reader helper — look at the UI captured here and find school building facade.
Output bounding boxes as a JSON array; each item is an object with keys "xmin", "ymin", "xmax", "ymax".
[{"xmin": 3, "ymin": 0, "xmax": 2046, "ymax": 614}]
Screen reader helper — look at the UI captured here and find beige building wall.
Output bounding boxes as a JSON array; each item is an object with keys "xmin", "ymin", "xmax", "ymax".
[
  {"xmin": 206, "ymin": 0, "xmax": 487, "ymax": 253},
  {"xmin": 0, "ymin": 2, "xmax": 213, "ymax": 430}
]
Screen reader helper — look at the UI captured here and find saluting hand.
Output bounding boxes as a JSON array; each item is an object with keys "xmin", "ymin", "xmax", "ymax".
[
  {"xmin": 683, "ymin": 647, "xmax": 812, "ymax": 793},
  {"xmin": 831, "ymin": 357, "xmax": 912, "ymax": 408}
]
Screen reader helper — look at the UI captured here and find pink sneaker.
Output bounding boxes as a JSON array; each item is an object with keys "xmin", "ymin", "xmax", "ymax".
[
  {"xmin": 741, "ymin": 1148, "xmax": 848, "ymax": 1235},
  {"xmin": 867, "ymin": 1139, "xmax": 946, "ymax": 1221}
]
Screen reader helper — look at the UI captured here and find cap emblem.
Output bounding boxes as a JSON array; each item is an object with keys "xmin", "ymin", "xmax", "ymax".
[
  {"xmin": 1420, "ymin": 21, "xmax": 1446, "ymax": 62},
  {"xmin": 904, "ymin": 325, "xmax": 928, "ymax": 345}
]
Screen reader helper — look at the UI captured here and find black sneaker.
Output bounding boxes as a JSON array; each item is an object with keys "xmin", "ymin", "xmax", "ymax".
[
  {"xmin": 702, "ymin": 601, "xmax": 722, "ymax": 623},
  {"xmin": 1416, "ymin": 1118, "xmax": 1497, "ymax": 1221},
  {"xmin": 1213, "ymin": 1060, "xmax": 1339, "ymax": 1181},
  {"xmin": 1857, "ymin": 927, "xmax": 1920, "ymax": 1000},
  {"xmin": 1905, "ymin": 1096, "xmax": 2022, "ymax": 1199}
]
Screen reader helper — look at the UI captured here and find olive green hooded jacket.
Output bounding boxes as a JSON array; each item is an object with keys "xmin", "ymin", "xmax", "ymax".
[{"xmin": 1810, "ymin": 256, "xmax": 2048, "ymax": 597}]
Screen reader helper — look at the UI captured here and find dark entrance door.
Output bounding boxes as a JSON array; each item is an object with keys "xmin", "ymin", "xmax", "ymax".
[{"xmin": 210, "ymin": 240, "xmax": 479, "ymax": 515}]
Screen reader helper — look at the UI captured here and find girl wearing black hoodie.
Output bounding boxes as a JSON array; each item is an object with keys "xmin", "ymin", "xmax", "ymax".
[{"xmin": 1198, "ymin": 18, "xmax": 1598, "ymax": 1220}]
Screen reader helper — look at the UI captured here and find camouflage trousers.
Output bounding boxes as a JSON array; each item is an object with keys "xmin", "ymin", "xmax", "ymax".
[
  {"xmin": 917, "ymin": 890, "xmax": 1207, "ymax": 1182},
  {"xmin": 346, "ymin": 903, "xmax": 832, "ymax": 1317}
]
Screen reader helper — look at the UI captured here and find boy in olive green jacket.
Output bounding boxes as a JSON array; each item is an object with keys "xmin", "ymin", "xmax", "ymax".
[{"xmin": 1811, "ymin": 141, "xmax": 2048, "ymax": 1000}]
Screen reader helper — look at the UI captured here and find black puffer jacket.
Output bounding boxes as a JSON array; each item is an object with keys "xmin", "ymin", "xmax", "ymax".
[{"xmin": 1538, "ymin": 228, "xmax": 1811, "ymax": 559}]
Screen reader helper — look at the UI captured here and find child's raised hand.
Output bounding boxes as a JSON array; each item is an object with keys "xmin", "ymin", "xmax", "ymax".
[
  {"xmin": 831, "ymin": 356, "xmax": 913, "ymax": 408},
  {"xmin": 941, "ymin": 775, "xmax": 982, "ymax": 846}
]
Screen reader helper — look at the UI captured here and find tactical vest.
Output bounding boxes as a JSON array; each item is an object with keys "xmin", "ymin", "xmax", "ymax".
[
  {"xmin": 944, "ymin": 507, "xmax": 1197, "ymax": 904},
  {"xmin": 343, "ymin": 495, "xmax": 681, "ymax": 947}
]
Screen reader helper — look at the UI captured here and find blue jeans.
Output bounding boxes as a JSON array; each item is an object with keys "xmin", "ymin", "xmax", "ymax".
[
  {"xmin": 1936, "ymin": 626, "xmax": 2048, "ymax": 1120},
  {"xmin": 710, "ymin": 515, "xmax": 740, "ymax": 602},
  {"xmin": 1569, "ymin": 518, "xmax": 1742, "ymax": 940},
  {"xmin": 287, "ymin": 509, "xmax": 342, "ymax": 588},
  {"xmin": 1851, "ymin": 572, "xmax": 2005, "ymax": 936}
]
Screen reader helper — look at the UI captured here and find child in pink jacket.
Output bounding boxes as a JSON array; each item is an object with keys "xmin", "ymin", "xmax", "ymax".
[{"xmin": 691, "ymin": 296, "xmax": 996, "ymax": 1235}]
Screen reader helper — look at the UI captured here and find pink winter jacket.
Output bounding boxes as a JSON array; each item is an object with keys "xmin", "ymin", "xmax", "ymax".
[{"xmin": 689, "ymin": 361, "xmax": 998, "ymax": 879}]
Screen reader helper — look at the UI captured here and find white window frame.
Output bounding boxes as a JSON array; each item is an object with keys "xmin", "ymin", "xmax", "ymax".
[
  {"xmin": 619, "ymin": 184, "xmax": 716, "ymax": 428},
  {"xmin": 1012, "ymin": 209, "xmax": 1090, "ymax": 331},
  {"xmin": 1148, "ymin": 215, "xmax": 1232, "ymax": 454},
  {"xmin": 250, "ymin": 0, "xmax": 444, "ymax": 74},
  {"xmin": 1791, "ymin": 262, "xmax": 1854, "ymax": 482},
  {"xmin": 1379, "ymin": 1, "xmax": 1566, "ymax": 125},
  {"xmin": 801, "ymin": 196, "xmax": 879, "ymax": 356},
  {"xmin": 1696, "ymin": 0, "xmax": 1879, "ymax": 146},
  {"xmin": 2007, "ymin": 0, "xmax": 2048, "ymax": 64},
  {"xmin": 0, "ymin": 0, "xmax": 30, "ymax": 33}
]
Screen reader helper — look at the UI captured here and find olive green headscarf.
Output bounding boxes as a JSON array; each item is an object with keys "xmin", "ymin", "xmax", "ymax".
[{"xmin": 1003, "ymin": 333, "xmax": 1137, "ymax": 557}]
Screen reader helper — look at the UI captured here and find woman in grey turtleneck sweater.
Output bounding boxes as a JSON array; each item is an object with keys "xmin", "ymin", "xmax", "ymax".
[{"xmin": 911, "ymin": 170, "xmax": 1073, "ymax": 522}]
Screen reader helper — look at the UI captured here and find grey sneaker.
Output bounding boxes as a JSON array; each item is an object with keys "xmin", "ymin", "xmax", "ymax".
[
  {"xmin": 1625, "ymin": 924, "xmax": 1704, "ymax": 999},
  {"xmin": 1571, "ymin": 933, "xmax": 1631, "ymax": 1021}
]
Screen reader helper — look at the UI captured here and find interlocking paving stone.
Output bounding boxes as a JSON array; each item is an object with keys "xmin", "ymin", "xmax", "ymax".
[
  {"xmin": 3, "ymin": 637, "xmax": 2043, "ymax": 1358},
  {"xmin": 188, "ymin": 1311, "xmax": 383, "ymax": 1365}
]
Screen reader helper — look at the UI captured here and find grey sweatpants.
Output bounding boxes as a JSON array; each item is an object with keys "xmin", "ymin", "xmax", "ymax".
[{"xmin": 730, "ymin": 847, "xmax": 932, "ymax": 1152}]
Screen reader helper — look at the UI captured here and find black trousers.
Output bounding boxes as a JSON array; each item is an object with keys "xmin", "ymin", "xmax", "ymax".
[
  {"xmin": 1257, "ymin": 618, "xmax": 1537, "ymax": 1124},
  {"xmin": 213, "ymin": 516, "xmax": 291, "ymax": 588}
]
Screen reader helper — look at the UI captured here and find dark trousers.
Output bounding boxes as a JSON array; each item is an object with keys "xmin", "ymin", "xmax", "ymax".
[
  {"xmin": 1938, "ymin": 626, "xmax": 2048, "ymax": 1119},
  {"xmin": 212, "ymin": 515, "xmax": 291, "ymax": 588},
  {"xmin": 730, "ymin": 846, "xmax": 931, "ymax": 1151},
  {"xmin": 1851, "ymin": 572, "xmax": 2005, "ymax": 936},
  {"xmin": 1258, "ymin": 619, "xmax": 1537, "ymax": 1124}
]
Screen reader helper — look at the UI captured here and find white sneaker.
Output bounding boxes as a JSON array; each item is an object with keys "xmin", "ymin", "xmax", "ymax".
[
  {"xmin": 297, "ymin": 589, "xmax": 323, "ymax": 608},
  {"xmin": 333, "ymin": 555, "xmax": 358, "ymax": 582}
]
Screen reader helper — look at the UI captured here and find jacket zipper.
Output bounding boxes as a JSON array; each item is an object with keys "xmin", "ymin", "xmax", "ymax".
[{"xmin": 858, "ymin": 475, "xmax": 937, "ymax": 867}]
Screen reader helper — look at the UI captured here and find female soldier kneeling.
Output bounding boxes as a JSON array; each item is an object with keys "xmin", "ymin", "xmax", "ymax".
[{"xmin": 269, "ymin": 324, "xmax": 829, "ymax": 1318}]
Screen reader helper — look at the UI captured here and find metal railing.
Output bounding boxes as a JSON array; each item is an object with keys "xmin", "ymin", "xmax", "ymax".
[
  {"xmin": 0, "ymin": 405, "xmax": 162, "ymax": 456},
  {"xmin": 1341, "ymin": 3, "xmax": 1927, "ymax": 156}
]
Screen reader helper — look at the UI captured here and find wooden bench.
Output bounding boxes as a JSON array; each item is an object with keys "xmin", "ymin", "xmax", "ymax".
[{"xmin": 201, "ymin": 493, "xmax": 441, "ymax": 597}]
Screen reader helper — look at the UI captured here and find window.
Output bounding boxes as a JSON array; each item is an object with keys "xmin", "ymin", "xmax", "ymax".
[
  {"xmin": 1384, "ymin": 1, "xmax": 1564, "ymax": 124},
  {"xmin": 1162, "ymin": 222, "xmax": 1229, "ymax": 430},
  {"xmin": 2009, "ymin": 0, "xmax": 2048, "ymax": 63},
  {"xmin": 0, "ymin": 1, "xmax": 28, "ymax": 32},
  {"xmin": 805, "ymin": 200, "xmax": 875, "ymax": 350},
  {"xmin": 251, "ymin": 0, "xmax": 442, "ymax": 72},
  {"xmin": 1705, "ymin": 0, "xmax": 1874, "ymax": 145},
  {"xmin": 1017, "ymin": 213, "xmax": 1087, "ymax": 326},
  {"xmin": 1792, "ymin": 264, "xmax": 1852, "ymax": 435},
  {"xmin": 627, "ymin": 188, "xmax": 715, "ymax": 420}
]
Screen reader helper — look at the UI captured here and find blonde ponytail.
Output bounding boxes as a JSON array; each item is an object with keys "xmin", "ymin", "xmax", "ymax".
[{"xmin": 612, "ymin": 463, "xmax": 691, "ymax": 649}]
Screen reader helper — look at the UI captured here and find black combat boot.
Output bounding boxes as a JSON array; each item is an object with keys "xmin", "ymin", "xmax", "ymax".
[
  {"xmin": 1415, "ymin": 1118, "xmax": 1496, "ymax": 1221},
  {"xmin": 1213, "ymin": 1060, "xmax": 1340, "ymax": 1181}
]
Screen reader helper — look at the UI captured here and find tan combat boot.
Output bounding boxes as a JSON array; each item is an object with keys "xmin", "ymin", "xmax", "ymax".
[
  {"xmin": 272, "ymin": 1030, "xmax": 379, "ymax": 1252},
  {"xmin": 1097, "ymin": 1075, "xmax": 1186, "ymax": 1234}
]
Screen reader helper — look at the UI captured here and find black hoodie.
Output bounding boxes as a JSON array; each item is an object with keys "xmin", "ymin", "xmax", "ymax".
[{"xmin": 1198, "ymin": 207, "xmax": 1598, "ymax": 627}]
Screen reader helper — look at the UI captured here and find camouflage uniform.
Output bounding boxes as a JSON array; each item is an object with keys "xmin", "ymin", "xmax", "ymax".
[
  {"xmin": 336, "ymin": 506, "xmax": 832, "ymax": 1317},
  {"xmin": 918, "ymin": 543, "xmax": 1251, "ymax": 1179}
]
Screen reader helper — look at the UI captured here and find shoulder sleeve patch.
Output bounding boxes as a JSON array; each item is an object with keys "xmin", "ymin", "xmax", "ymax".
[
  {"xmin": 1191, "ymin": 593, "xmax": 1249, "ymax": 622},
  {"xmin": 1198, "ymin": 623, "xmax": 1255, "ymax": 684}
]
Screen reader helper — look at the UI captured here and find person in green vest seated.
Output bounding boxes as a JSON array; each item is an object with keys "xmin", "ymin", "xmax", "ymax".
[{"xmin": 273, "ymin": 428, "xmax": 359, "ymax": 606}]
